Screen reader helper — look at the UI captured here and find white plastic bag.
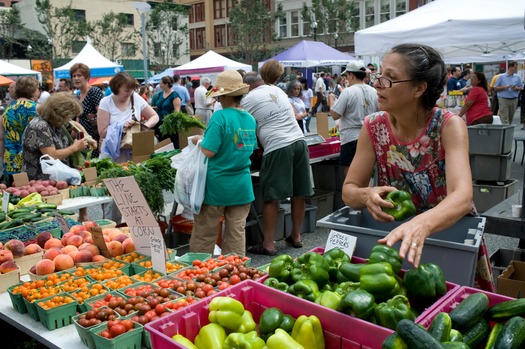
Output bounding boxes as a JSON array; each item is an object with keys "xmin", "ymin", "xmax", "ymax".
[
  {"xmin": 40, "ymin": 155, "xmax": 82, "ymax": 185},
  {"xmin": 173, "ymin": 140, "xmax": 208, "ymax": 214}
]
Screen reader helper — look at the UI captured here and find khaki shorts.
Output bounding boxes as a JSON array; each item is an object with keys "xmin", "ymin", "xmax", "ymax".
[{"xmin": 260, "ymin": 140, "xmax": 314, "ymax": 202}]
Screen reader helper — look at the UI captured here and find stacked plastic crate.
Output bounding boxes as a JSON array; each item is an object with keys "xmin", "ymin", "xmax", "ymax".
[{"xmin": 469, "ymin": 124, "xmax": 518, "ymax": 212}]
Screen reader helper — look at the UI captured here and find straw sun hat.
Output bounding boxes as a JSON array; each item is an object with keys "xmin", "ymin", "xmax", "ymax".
[{"xmin": 207, "ymin": 70, "xmax": 249, "ymax": 98}]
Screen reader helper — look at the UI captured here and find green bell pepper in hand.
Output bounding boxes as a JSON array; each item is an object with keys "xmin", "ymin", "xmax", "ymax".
[
  {"xmin": 374, "ymin": 295, "xmax": 416, "ymax": 330},
  {"xmin": 264, "ymin": 277, "xmax": 289, "ymax": 292},
  {"xmin": 194, "ymin": 323, "xmax": 227, "ymax": 349},
  {"xmin": 208, "ymin": 296, "xmax": 245, "ymax": 331},
  {"xmin": 223, "ymin": 331, "xmax": 265, "ymax": 349},
  {"xmin": 323, "ymin": 247, "xmax": 351, "ymax": 279},
  {"xmin": 292, "ymin": 252, "xmax": 330, "ymax": 288},
  {"xmin": 315, "ymin": 290, "xmax": 343, "ymax": 310},
  {"xmin": 291, "ymin": 315, "xmax": 325, "ymax": 349},
  {"xmin": 171, "ymin": 334, "xmax": 198, "ymax": 349},
  {"xmin": 403, "ymin": 263, "xmax": 447, "ymax": 299},
  {"xmin": 334, "ymin": 281, "xmax": 360, "ymax": 297},
  {"xmin": 336, "ymin": 262, "xmax": 365, "ymax": 283},
  {"xmin": 337, "ymin": 289, "xmax": 376, "ymax": 320},
  {"xmin": 269, "ymin": 254, "xmax": 295, "ymax": 284},
  {"xmin": 359, "ymin": 262, "xmax": 401, "ymax": 301},
  {"xmin": 382, "ymin": 190, "xmax": 416, "ymax": 221},
  {"xmin": 266, "ymin": 328, "xmax": 305, "ymax": 349},
  {"xmin": 368, "ymin": 244, "xmax": 403, "ymax": 275},
  {"xmin": 288, "ymin": 279, "xmax": 320, "ymax": 302}
]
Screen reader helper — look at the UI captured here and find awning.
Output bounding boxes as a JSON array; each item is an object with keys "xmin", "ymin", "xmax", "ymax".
[
  {"xmin": 0, "ymin": 75, "xmax": 14, "ymax": 86},
  {"xmin": 89, "ymin": 77, "xmax": 113, "ymax": 86},
  {"xmin": 127, "ymin": 70, "xmax": 153, "ymax": 80}
]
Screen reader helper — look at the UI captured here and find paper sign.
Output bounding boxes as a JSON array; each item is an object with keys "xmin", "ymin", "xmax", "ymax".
[
  {"xmin": 325, "ymin": 230, "xmax": 357, "ymax": 258},
  {"xmin": 103, "ymin": 176, "xmax": 166, "ymax": 256},
  {"xmin": 150, "ymin": 235, "xmax": 167, "ymax": 275},
  {"xmin": 2, "ymin": 192, "xmax": 9, "ymax": 213},
  {"xmin": 55, "ymin": 213, "xmax": 70, "ymax": 236}
]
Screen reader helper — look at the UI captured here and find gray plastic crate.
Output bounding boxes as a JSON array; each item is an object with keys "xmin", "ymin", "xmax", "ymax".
[
  {"xmin": 468, "ymin": 124, "xmax": 514, "ymax": 155},
  {"xmin": 282, "ymin": 203, "xmax": 317, "ymax": 236},
  {"xmin": 470, "ymin": 153, "xmax": 511, "ymax": 181},
  {"xmin": 306, "ymin": 190, "xmax": 335, "ymax": 221},
  {"xmin": 316, "ymin": 207, "xmax": 484, "ymax": 286},
  {"xmin": 246, "ymin": 208, "xmax": 285, "ymax": 244},
  {"xmin": 490, "ymin": 248, "xmax": 525, "ymax": 286},
  {"xmin": 472, "ymin": 179, "xmax": 518, "ymax": 212}
]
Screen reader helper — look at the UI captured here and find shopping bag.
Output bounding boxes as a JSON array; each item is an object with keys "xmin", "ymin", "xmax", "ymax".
[
  {"xmin": 120, "ymin": 122, "xmax": 142, "ymax": 149},
  {"xmin": 173, "ymin": 140, "xmax": 208, "ymax": 214},
  {"xmin": 40, "ymin": 155, "xmax": 82, "ymax": 185}
]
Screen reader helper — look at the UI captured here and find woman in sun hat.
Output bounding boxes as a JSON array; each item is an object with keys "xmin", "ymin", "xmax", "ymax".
[{"xmin": 189, "ymin": 70, "xmax": 257, "ymax": 257}]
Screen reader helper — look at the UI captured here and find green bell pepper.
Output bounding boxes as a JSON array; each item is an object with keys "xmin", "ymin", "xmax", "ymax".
[
  {"xmin": 291, "ymin": 315, "xmax": 325, "ymax": 349},
  {"xmin": 374, "ymin": 295, "xmax": 416, "ymax": 330},
  {"xmin": 171, "ymin": 334, "xmax": 198, "ymax": 349},
  {"xmin": 268, "ymin": 254, "xmax": 295, "ymax": 284},
  {"xmin": 292, "ymin": 252, "xmax": 330, "ymax": 288},
  {"xmin": 235, "ymin": 310, "xmax": 256, "ymax": 333},
  {"xmin": 337, "ymin": 289, "xmax": 376, "ymax": 320},
  {"xmin": 223, "ymin": 331, "xmax": 265, "ymax": 349},
  {"xmin": 264, "ymin": 277, "xmax": 289, "ymax": 292},
  {"xmin": 323, "ymin": 247, "xmax": 351, "ymax": 279},
  {"xmin": 336, "ymin": 262, "xmax": 365, "ymax": 283},
  {"xmin": 359, "ymin": 262, "xmax": 401, "ymax": 301},
  {"xmin": 368, "ymin": 244, "xmax": 403, "ymax": 275},
  {"xmin": 258, "ymin": 308, "xmax": 296, "ymax": 338},
  {"xmin": 382, "ymin": 333, "xmax": 408, "ymax": 349},
  {"xmin": 334, "ymin": 281, "xmax": 360, "ymax": 297},
  {"xmin": 288, "ymin": 279, "xmax": 320, "ymax": 302},
  {"xmin": 403, "ymin": 263, "xmax": 447, "ymax": 299},
  {"xmin": 194, "ymin": 323, "xmax": 227, "ymax": 349},
  {"xmin": 320, "ymin": 281, "xmax": 334, "ymax": 292},
  {"xmin": 315, "ymin": 290, "xmax": 343, "ymax": 310},
  {"xmin": 266, "ymin": 328, "xmax": 305, "ymax": 349},
  {"xmin": 208, "ymin": 296, "xmax": 245, "ymax": 331},
  {"xmin": 382, "ymin": 190, "xmax": 416, "ymax": 221}
]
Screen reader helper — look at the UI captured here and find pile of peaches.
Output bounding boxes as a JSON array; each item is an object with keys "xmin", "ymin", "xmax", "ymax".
[{"xmin": 0, "ymin": 237, "xmax": 45, "ymax": 274}]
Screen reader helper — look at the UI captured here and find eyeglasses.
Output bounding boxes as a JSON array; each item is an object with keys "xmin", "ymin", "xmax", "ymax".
[{"xmin": 373, "ymin": 73, "xmax": 415, "ymax": 88}]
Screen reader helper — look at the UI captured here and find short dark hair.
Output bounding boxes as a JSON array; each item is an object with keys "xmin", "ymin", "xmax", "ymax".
[
  {"xmin": 161, "ymin": 76, "xmax": 174, "ymax": 88},
  {"xmin": 109, "ymin": 72, "xmax": 138, "ymax": 95},
  {"xmin": 70, "ymin": 63, "xmax": 90, "ymax": 80},
  {"xmin": 508, "ymin": 61, "xmax": 518, "ymax": 68},
  {"xmin": 173, "ymin": 75, "xmax": 181, "ymax": 83}
]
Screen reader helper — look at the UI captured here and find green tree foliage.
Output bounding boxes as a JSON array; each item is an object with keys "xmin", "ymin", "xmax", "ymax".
[
  {"xmin": 301, "ymin": 0, "xmax": 359, "ymax": 48},
  {"xmin": 91, "ymin": 12, "xmax": 140, "ymax": 61},
  {"xmin": 228, "ymin": 0, "xmax": 284, "ymax": 66},
  {"xmin": 146, "ymin": 1, "xmax": 189, "ymax": 69},
  {"xmin": 0, "ymin": 6, "xmax": 21, "ymax": 59}
]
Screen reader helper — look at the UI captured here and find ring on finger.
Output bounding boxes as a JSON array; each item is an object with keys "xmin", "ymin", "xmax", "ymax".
[{"xmin": 410, "ymin": 242, "xmax": 417, "ymax": 248}]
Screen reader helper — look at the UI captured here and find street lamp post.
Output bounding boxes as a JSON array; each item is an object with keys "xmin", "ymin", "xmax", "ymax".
[
  {"xmin": 135, "ymin": 2, "xmax": 151, "ymax": 82},
  {"xmin": 334, "ymin": 32, "xmax": 338, "ymax": 48},
  {"xmin": 311, "ymin": 20, "xmax": 318, "ymax": 41}
]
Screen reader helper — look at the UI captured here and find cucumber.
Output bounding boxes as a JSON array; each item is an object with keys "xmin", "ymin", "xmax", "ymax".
[
  {"xmin": 44, "ymin": 212, "xmax": 57, "ymax": 217},
  {"xmin": 20, "ymin": 213, "xmax": 42, "ymax": 222},
  {"xmin": 449, "ymin": 292, "xmax": 489, "ymax": 331},
  {"xmin": 56, "ymin": 209, "xmax": 75, "ymax": 216},
  {"xmin": 396, "ymin": 319, "xmax": 444, "ymax": 349},
  {"xmin": 487, "ymin": 298, "xmax": 525, "ymax": 322},
  {"xmin": 0, "ymin": 212, "xmax": 6, "ymax": 223},
  {"xmin": 485, "ymin": 322, "xmax": 502, "ymax": 349},
  {"xmin": 449, "ymin": 329, "xmax": 463, "ymax": 342},
  {"xmin": 30, "ymin": 216, "xmax": 48, "ymax": 223},
  {"xmin": 428, "ymin": 312, "xmax": 452, "ymax": 342},
  {"xmin": 441, "ymin": 342, "xmax": 469, "ymax": 349},
  {"xmin": 462, "ymin": 318, "xmax": 490, "ymax": 349},
  {"xmin": 7, "ymin": 208, "xmax": 31, "ymax": 218},
  {"xmin": 37, "ymin": 208, "xmax": 58, "ymax": 213},
  {"xmin": 36, "ymin": 203, "xmax": 58, "ymax": 210},
  {"xmin": 382, "ymin": 333, "xmax": 408, "ymax": 349},
  {"xmin": 0, "ymin": 219, "xmax": 24, "ymax": 230},
  {"xmin": 494, "ymin": 316, "xmax": 525, "ymax": 349}
]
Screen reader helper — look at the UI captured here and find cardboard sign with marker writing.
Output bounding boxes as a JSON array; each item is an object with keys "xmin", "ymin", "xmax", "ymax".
[
  {"xmin": 55, "ymin": 213, "xmax": 70, "ymax": 236},
  {"xmin": 103, "ymin": 176, "xmax": 166, "ymax": 258},
  {"xmin": 325, "ymin": 230, "xmax": 357, "ymax": 258},
  {"xmin": 90, "ymin": 226, "xmax": 110, "ymax": 258},
  {"xmin": 150, "ymin": 235, "xmax": 167, "ymax": 275}
]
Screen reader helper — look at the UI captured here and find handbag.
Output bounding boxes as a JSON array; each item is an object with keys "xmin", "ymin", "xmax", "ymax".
[
  {"xmin": 185, "ymin": 103, "xmax": 194, "ymax": 115},
  {"xmin": 120, "ymin": 93, "xmax": 145, "ymax": 149}
]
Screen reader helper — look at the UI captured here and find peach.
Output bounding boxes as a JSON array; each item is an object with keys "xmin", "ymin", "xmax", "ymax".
[
  {"xmin": 61, "ymin": 232, "xmax": 74, "ymax": 246},
  {"xmin": 68, "ymin": 251, "xmax": 78, "ymax": 260},
  {"xmin": 54, "ymin": 254, "xmax": 74, "ymax": 271},
  {"xmin": 79, "ymin": 243, "xmax": 100, "ymax": 257},
  {"xmin": 29, "ymin": 265, "xmax": 36, "ymax": 274},
  {"xmin": 44, "ymin": 238, "xmax": 62, "ymax": 250},
  {"xmin": 112, "ymin": 234, "xmax": 129, "ymax": 244},
  {"xmin": 67, "ymin": 235, "xmax": 83, "ymax": 247},
  {"xmin": 0, "ymin": 250, "xmax": 14, "ymax": 264},
  {"xmin": 104, "ymin": 228, "xmax": 123, "ymax": 241},
  {"xmin": 0, "ymin": 242, "xmax": 2, "ymax": 249},
  {"xmin": 83, "ymin": 221, "xmax": 98, "ymax": 230},
  {"xmin": 36, "ymin": 231, "xmax": 52, "ymax": 249},
  {"xmin": 35, "ymin": 259, "xmax": 55, "ymax": 275},
  {"xmin": 43, "ymin": 248, "xmax": 61, "ymax": 261},
  {"xmin": 74, "ymin": 250, "xmax": 93, "ymax": 263},
  {"xmin": 4, "ymin": 239, "xmax": 25, "ymax": 258},
  {"xmin": 23, "ymin": 244, "xmax": 43, "ymax": 256},
  {"xmin": 122, "ymin": 238, "xmax": 136, "ymax": 254},
  {"xmin": 106, "ymin": 241, "xmax": 123, "ymax": 257},
  {"xmin": 92, "ymin": 254, "xmax": 107, "ymax": 262},
  {"xmin": 61, "ymin": 245, "xmax": 78, "ymax": 255},
  {"xmin": 0, "ymin": 260, "xmax": 18, "ymax": 274},
  {"xmin": 69, "ymin": 225, "xmax": 87, "ymax": 235}
]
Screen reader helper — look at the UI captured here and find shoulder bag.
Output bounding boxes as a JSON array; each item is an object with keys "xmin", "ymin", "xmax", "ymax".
[{"xmin": 120, "ymin": 94, "xmax": 144, "ymax": 149}]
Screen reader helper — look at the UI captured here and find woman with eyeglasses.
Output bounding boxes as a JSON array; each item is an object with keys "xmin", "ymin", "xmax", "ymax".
[
  {"xmin": 287, "ymin": 80, "xmax": 307, "ymax": 133},
  {"xmin": 341, "ymin": 44, "xmax": 491, "ymax": 288}
]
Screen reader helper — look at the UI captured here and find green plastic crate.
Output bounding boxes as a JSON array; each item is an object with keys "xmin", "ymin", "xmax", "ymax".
[
  {"xmin": 72, "ymin": 307, "xmax": 122, "ymax": 349},
  {"xmin": 84, "ymin": 290, "xmax": 127, "ymax": 311},
  {"xmin": 177, "ymin": 252, "xmax": 211, "ymax": 264},
  {"xmin": 35, "ymin": 293, "xmax": 78, "ymax": 330},
  {"xmin": 90, "ymin": 321, "xmax": 143, "ymax": 349},
  {"xmin": 7, "ymin": 284, "xmax": 27, "ymax": 314},
  {"xmin": 22, "ymin": 297, "xmax": 40, "ymax": 321}
]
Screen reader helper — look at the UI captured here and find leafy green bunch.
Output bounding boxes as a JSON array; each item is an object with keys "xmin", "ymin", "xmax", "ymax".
[{"xmin": 159, "ymin": 111, "xmax": 206, "ymax": 137}]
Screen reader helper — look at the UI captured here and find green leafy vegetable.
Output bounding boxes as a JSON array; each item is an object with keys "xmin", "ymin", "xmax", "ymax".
[
  {"xmin": 140, "ymin": 157, "xmax": 177, "ymax": 193},
  {"xmin": 160, "ymin": 111, "xmax": 206, "ymax": 137}
]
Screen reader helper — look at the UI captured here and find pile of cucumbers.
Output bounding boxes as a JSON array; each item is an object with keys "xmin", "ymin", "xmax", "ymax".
[
  {"xmin": 383, "ymin": 293, "xmax": 525, "ymax": 348},
  {"xmin": 0, "ymin": 203, "xmax": 75, "ymax": 231}
]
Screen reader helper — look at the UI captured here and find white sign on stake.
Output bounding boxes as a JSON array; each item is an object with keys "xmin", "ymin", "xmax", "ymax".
[
  {"xmin": 2, "ymin": 192, "xmax": 10, "ymax": 213},
  {"xmin": 325, "ymin": 230, "xmax": 357, "ymax": 258},
  {"xmin": 150, "ymin": 234, "xmax": 167, "ymax": 275}
]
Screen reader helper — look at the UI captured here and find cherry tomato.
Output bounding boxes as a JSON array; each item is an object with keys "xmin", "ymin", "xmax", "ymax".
[
  {"xmin": 107, "ymin": 319, "xmax": 120, "ymax": 330},
  {"xmin": 99, "ymin": 330, "xmax": 111, "ymax": 339},
  {"xmin": 120, "ymin": 319, "xmax": 134, "ymax": 331},
  {"xmin": 230, "ymin": 275, "xmax": 241, "ymax": 285},
  {"xmin": 109, "ymin": 323, "xmax": 127, "ymax": 337},
  {"xmin": 155, "ymin": 304, "xmax": 166, "ymax": 316}
]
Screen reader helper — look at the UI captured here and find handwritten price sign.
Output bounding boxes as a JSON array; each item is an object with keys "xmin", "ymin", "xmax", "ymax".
[
  {"xmin": 150, "ymin": 234, "xmax": 167, "ymax": 275},
  {"xmin": 325, "ymin": 230, "xmax": 357, "ymax": 257}
]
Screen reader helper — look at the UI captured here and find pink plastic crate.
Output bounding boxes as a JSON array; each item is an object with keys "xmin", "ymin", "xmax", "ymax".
[
  {"xmin": 417, "ymin": 286, "xmax": 515, "ymax": 328},
  {"xmin": 145, "ymin": 279, "xmax": 393, "ymax": 349}
]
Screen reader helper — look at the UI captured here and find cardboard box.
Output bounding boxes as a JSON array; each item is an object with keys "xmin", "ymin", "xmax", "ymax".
[
  {"xmin": 83, "ymin": 167, "xmax": 98, "ymax": 186},
  {"xmin": 14, "ymin": 251, "xmax": 43, "ymax": 275},
  {"xmin": 316, "ymin": 112, "xmax": 330, "ymax": 139},
  {"xmin": 132, "ymin": 130, "xmax": 155, "ymax": 163},
  {"xmin": 42, "ymin": 193, "xmax": 63, "ymax": 205},
  {"xmin": 0, "ymin": 266, "xmax": 20, "ymax": 293},
  {"xmin": 497, "ymin": 260, "xmax": 525, "ymax": 298},
  {"xmin": 12, "ymin": 172, "xmax": 29, "ymax": 187}
]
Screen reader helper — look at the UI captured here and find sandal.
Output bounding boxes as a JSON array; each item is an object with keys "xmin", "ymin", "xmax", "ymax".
[
  {"xmin": 247, "ymin": 244, "xmax": 277, "ymax": 256},
  {"xmin": 285, "ymin": 236, "xmax": 303, "ymax": 248}
]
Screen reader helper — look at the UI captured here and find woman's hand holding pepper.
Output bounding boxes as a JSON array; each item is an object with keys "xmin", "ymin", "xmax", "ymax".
[
  {"xmin": 365, "ymin": 186, "xmax": 397, "ymax": 222},
  {"xmin": 72, "ymin": 138, "xmax": 88, "ymax": 152}
]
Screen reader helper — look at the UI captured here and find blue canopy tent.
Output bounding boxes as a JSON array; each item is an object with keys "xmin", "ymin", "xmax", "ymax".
[{"xmin": 53, "ymin": 39, "xmax": 123, "ymax": 79}]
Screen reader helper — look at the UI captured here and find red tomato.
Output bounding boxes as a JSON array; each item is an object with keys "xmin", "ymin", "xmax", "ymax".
[
  {"xmin": 99, "ymin": 330, "xmax": 111, "ymax": 339},
  {"xmin": 109, "ymin": 323, "xmax": 127, "ymax": 337},
  {"xmin": 120, "ymin": 319, "xmax": 134, "ymax": 331},
  {"xmin": 229, "ymin": 275, "xmax": 241, "ymax": 285},
  {"xmin": 201, "ymin": 284, "xmax": 214, "ymax": 293},
  {"xmin": 107, "ymin": 319, "xmax": 120, "ymax": 330},
  {"xmin": 155, "ymin": 304, "xmax": 166, "ymax": 316}
]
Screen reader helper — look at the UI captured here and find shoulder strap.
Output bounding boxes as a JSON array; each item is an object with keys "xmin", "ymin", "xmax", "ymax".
[{"xmin": 130, "ymin": 93, "xmax": 137, "ymax": 121}]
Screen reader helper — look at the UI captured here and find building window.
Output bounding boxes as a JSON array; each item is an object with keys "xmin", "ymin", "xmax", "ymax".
[
  {"xmin": 214, "ymin": 24, "xmax": 226, "ymax": 47},
  {"xmin": 278, "ymin": 16, "xmax": 287, "ymax": 38},
  {"xmin": 380, "ymin": 0, "xmax": 390, "ymax": 23},
  {"xmin": 72, "ymin": 41, "xmax": 85, "ymax": 54},
  {"xmin": 351, "ymin": 6, "xmax": 360, "ymax": 32},
  {"xmin": 226, "ymin": 0, "xmax": 234, "ymax": 17},
  {"xmin": 290, "ymin": 11, "xmax": 299, "ymax": 37},
  {"xmin": 395, "ymin": 0, "xmax": 406, "ymax": 17},
  {"xmin": 172, "ymin": 45, "xmax": 179, "ymax": 58},
  {"xmin": 193, "ymin": 3, "xmax": 205, "ymax": 22},
  {"xmin": 72, "ymin": 10, "xmax": 86, "ymax": 22},
  {"xmin": 195, "ymin": 27, "xmax": 205, "ymax": 49},
  {"xmin": 303, "ymin": 21, "xmax": 312, "ymax": 37},
  {"xmin": 121, "ymin": 13, "xmax": 134, "ymax": 26},
  {"xmin": 227, "ymin": 24, "xmax": 236, "ymax": 46},
  {"xmin": 189, "ymin": 30, "xmax": 194, "ymax": 49},
  {"xmin": 121, "ymin": 43, "xmax": 135, "ymax": 56},
  {"xmin": 365, "ymin": 0, "xmax": 375, "ymax": 28},
  {"xmin": 214, "ymin": 0, "xmax": 226, "ymax": 19}
]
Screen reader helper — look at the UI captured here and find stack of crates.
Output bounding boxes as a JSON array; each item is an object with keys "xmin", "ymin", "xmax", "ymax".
[{"xmin": 468, "ymin": 124, "xmax": 517, "ymax": 212}]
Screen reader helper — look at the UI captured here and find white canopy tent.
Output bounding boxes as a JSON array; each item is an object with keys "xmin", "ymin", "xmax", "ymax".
[
  {"xmin": 0, "ymin": 60, "xmax": 42, "ymax": 82},
  {"xmin": 172, "ymin": 50, "xmax": 252, "ymax": 76},
  {"xmin": 354, "ymin": 0, "xmax": 525, "ymax": 62},
  {"xmin": 53, "ymin": 39, "xmax": 124, "ymax": 79}
]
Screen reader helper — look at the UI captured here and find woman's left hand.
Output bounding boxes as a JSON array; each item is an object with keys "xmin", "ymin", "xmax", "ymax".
[
  {"xmin": 124, "ymin": 120, "xmax": 137, "ymax": 128},
  {"xmin": 377, "ymin": 218, "xmax": 431, "ymax": 268}
]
